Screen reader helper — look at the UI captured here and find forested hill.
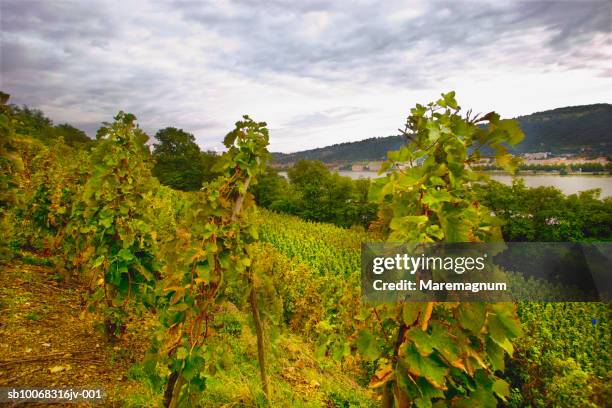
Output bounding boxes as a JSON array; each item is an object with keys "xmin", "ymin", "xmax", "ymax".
[
  {"xmin": 272, "ymin": 104, "xmax": 612, "ymax": 164},
  {"xmin": 272, "ymin": 136, "xmax": 406, "ymax": 165},
  {"xmin": 515, "ymin": 104, "xmax": 611, "ymax": 154}
]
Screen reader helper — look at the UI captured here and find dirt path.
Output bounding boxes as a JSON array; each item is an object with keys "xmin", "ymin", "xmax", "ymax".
[{"xmin": 0, "ymin": 261, "xmax": 148, "ymax": 407}]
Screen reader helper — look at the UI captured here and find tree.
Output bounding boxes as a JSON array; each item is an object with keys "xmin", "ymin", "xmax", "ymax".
[
  {"xmin": 353, "ymin": 178, "xmax": 379, "ymax": 228},
  {"xmin": 252, "ymin": 159, "xmax": 379, "ymax": 227},
  {"xmin": 152, "ymin": 127, "xmax": 218, "ymax": 191},
  {"xmin": 12, "ymin": 105, "xmax": 53, "ymax": 138},
  {"xmin": 53, "ymin": 123, "xmax": 93, "ymax": 148},
  {"xmin": 251, "ymin": 166, "xmax": 292, "ymax": 208},
  {"xmin": 287, "ymin": 160, "xmax": 357, "ymax": 226},
  {"xmin": 477, "ymin": 179, "xmax": 612, "ymax": 242},
  {"xmin": 7, "ymin": 105, "xmax": 93, "ymax": 149}
]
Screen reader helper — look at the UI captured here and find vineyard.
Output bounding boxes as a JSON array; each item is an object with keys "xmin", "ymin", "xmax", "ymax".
[
  {"xmin": 1, "ymin": 91, "xmax": 610, "ymax": 407},
  {"xmin": 256, "ymin": 210, "xmax": 611, "ymax": 407}
]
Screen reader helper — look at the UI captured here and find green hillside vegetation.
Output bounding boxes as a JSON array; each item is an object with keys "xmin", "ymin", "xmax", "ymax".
[
  {"xmin": 515, "ymin": 104, "xmax": 612, "ymax": 154},
  {"xmin": 11, "ymin": 105, "xmax": 94, "ymax": 149},
  {"xmin": 272, "ymin": 136, "xmax": 406, "ymax": 165},
  {"xmin": 272, "ymin": 104, "xmax": 612, "ymax": 165}
]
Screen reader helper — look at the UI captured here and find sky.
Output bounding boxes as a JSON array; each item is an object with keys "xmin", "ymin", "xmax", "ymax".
[{"xmin": 1, "ymin": 0, "xmax": 611, "ymax": 153}]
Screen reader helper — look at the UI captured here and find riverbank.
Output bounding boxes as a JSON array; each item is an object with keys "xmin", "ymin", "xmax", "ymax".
[
  {"xmin": 277, "ymin": 170, "xmax": 612, "ymax": 197},
  {"xmin": 485, "ymin": 170, "xmax": 611, "ymax": 176}
]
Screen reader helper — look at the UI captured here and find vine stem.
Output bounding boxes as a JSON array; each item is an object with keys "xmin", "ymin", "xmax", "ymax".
[
  {"xmin": 168, "ymin": 374, "xmax": 185, "ymax": 408},
  {"xmin": 249, "ymin": 284, "xmax": 270, "ymax": 401},
  {"xmin": 231, "ymin": 176, "xmax": 251, "ymax": 221},
  {"xmin": 373, "ymin": 307, "xmax": 391, "ymax": 344},
  {"xmin": 163, "ymin": 371, "xmax": 179, "ymax": 408}
]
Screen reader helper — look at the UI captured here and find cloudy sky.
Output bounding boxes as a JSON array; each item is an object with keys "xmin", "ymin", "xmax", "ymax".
[{"xmin": 1, "ymin": 0, "xmax": 611, "ymax": 152}]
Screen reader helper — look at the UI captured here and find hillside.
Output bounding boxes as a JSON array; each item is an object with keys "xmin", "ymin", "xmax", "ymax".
[
  {"xmin": 272, "ymin": 104, "xmax": 612, "ymax": 164},
  {"xmin": 514, "ymin": 104, "xmax": 612, "ymax": 154},
  {"xmin": 272, "ymin": 136, "xmax": 405, "ymax": 165}
]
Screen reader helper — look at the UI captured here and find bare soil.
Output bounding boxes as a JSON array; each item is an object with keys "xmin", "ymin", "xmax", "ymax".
[{"xmin": 0, "ymin": 261, "xmax": 149, "ymax": 407}]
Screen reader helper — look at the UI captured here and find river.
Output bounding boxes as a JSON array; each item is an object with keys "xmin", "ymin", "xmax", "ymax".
[{"xmin": 282, "ymin": 171, "xmax": 612, "ymax": 198}]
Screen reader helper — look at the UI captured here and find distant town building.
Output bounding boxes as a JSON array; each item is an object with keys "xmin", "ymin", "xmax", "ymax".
[
  {"xmin": 523, "ymin": 156, "xmax": 609, "ymax": 166},
  {"xmin": 368, "ymin": 161, "xmax": 382, "ymax": 172},
  {"xmin": 523, "ymin": 152, "xmax": 550, "ymax": 160},
  {"xmin": 351, "ymin": 164, "xmax": 364, "ymax": 171},
  {"xmin": 475, "ymin": 158, "xmax": 494, "ymax": 165}
]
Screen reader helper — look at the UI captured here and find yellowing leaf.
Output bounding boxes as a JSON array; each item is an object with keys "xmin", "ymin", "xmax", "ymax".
[
  {"xmin": 368, "ymin": 364, "xmax": 394, "ymax": 389},
  {"xmin": 48, "ymin": 365, "xmax": 71, "ymax": 374}
]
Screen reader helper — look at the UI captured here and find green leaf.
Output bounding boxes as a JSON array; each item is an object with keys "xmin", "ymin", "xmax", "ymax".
[
  {"xmin": 403, "ymin": 343, "xmax": 448, "ymax": 390},
  {"xmin": 492, "ymin": 378, "xmax": 510, "ymax": 401},
  {"xmin": 117, "ymin": 248, "xmax": 134, "ymax": 262},
  {"xmin": 491, "ymin": 303, "xmax": 522, "ymax": 338},
  {"xmin": 218, "ymin": 251, "xmax": 230, "ymax": 269},
  {"xmin": 402, "ymin": 303, "xmax": 423, "ymax": 325},
  {"xmin": 92, "ymin": 255, "xmax": 105, "ymax": 268},
  {"xmin": 408, "ymin": 327, "xmax": 434, "ymax": 356},
  {"xmin": 332, "ymin": 341, "xmax": 350, "ymax": 361},
  {"xmin": 422, "ymin": 189, "xmax": 453, "ymax": 207},
  {"xmin": 355, "ymin": 330, "xmax": 381, "ymax": 361},
  {"xmin": 409, "ymin": 323, "xmax": 463, "ymax": 371},
  {"xmin": 486, "ymin": 337, "xmax": 505, "ymax": 372},
  {"xmin": 196, "ymin": 263, "xmax": 211, "ymax": 281},
  {"xmin": 390, "ymin": 215, "xmax": 428, "ymax": 231},
  {"xmin": 133, "ymin": 262, "xmax": 154, "ymax": 282},
  {"xmin": 487, "ymin": 316, "xmax": 514, "ymax": 356},
  {"xmin": 205, "ymin": 241, "xmax": 218, "ymax": 253},
  {"xmin": 369, "ymin": 177, "xmax": 389, "ymax": 201},
  {"xmin": 425, "ymin": 225, "xmax": 444, "ymax": 240},
  {"xmin": 457, "ymin": 303, "xmax": 486, "ymax": 334},
  {"xmin": 415, "ymin": 397, "xmax": 432, "ymax": 408},
  {"xmin": 429, "ymin": 176, "xmax": 445, "ymax": 186},
  {"xmin": 176, "ymin": 347, "xmax": 188, "ymax": 360},
  {"xmin": 454, "ymin": 386, "xmax": 497, "ymax": 408},
  {"xmin": 497, "ymin": 119, "xmax": 524, "ymax": 146},
  {"xmin": 395, "ymin": 146, "xmax": 413, "ymax": 162},
  {"xmin": 438, "ymin": 210, "xmax": 470, "ymax": 242},
  {"xmin": 442, "ymin": 91, "xmax": 458, "ymax": 109},
  {"xmin": 99, "ymin": 216, "xmax": 113, "ymax": 228},
  {"xmin": 397, "ymin": 167, "xmax": 423, "ymax": 188},
  {"xmin": 414, "ymin": 377, "xmax": 445, "ymax": 408}
]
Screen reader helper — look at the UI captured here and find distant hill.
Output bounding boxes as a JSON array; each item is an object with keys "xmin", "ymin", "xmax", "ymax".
[
  {"xmin": 272, "ymin": 136, "xmax": 406, "ymax": 165},
  {"xmin": 513, "ymin": 104, "xmax": 611, "ymax": 154},
  {"xmin": 272, "ymin": 104, "xmax": 612, "ymax": 165}
]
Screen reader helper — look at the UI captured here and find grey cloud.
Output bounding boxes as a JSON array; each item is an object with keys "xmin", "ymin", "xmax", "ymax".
[
  {"xmin": 0, "ymin": 0, "xmax": 610, "ymax": 151},
  {"xmin": 172, "ymin": 0, "xmax": 610, "ymax": 85},
  {"xmin": 0, "ymin": 35, "xmax": 68, "ymax": 74},
  {"xmin": 1, "ymin": 0, "xmax": 119, "ymax": 40},
  {"xmin": 517, "ymin": 1, "xmax": 610, "ymax": 48},
  {"xmin": 281, "ymin": 106, "xmax": 372, "ymax": 129}
]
